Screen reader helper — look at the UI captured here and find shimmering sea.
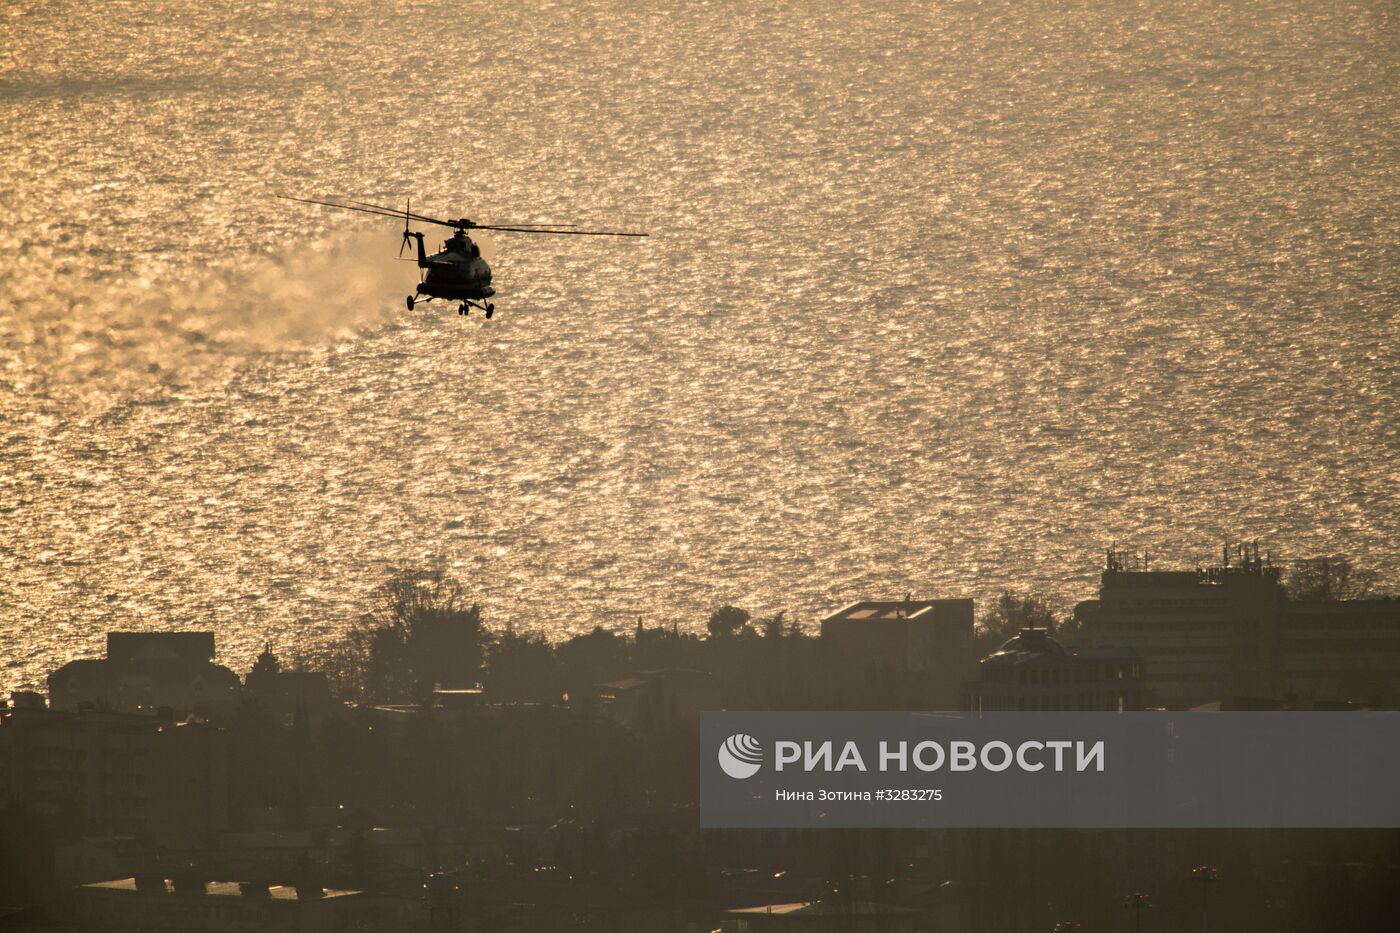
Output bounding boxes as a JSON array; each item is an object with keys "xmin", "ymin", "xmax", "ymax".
[{"xmin": 1, "ymin": 0, "xmax": 1396, "ymax": 690}]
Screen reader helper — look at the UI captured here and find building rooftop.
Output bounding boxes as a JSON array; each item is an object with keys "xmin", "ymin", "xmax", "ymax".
[
  {"xmin": 106, "ymin": 632, "xmax": 216, "ymax": 662},
  {"xmin": 980, "ymin": 629, "xmax": 1144, "ymax": 668},
  {"xmin": 823, "ymin": 598, "xmax": 972, "ymax": 625},
  {"xmin": 984, "ymin": 628, "xmax": 1068, "ymax": 664}
]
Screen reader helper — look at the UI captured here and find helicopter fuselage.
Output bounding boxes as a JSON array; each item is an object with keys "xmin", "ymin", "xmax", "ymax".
[{"xmin": 412, "ymin": 231, "xmax": 495, "ymax": 301}]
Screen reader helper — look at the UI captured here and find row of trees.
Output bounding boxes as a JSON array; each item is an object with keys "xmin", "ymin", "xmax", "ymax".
[{"xmin": 320, "ymin": 566, "xmax": 816, "ymax": 705}]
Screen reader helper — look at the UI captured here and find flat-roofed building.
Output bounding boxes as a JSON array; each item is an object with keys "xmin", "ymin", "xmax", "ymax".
[
  {"xmin": 821, "ymin": 598, "xmax": 975, "ymax": 708},
  {"xmin": 106, "ymin": 632, "xmax": 217, "ymax": 663},
  {"xmin": 0, "ymin": 699, "xmax": 228, "ymax": 838},
  {"xmin": 49, "ymin": 632, "xmax": 240, "ymax": 716},
  {"xmin": 1279, "ymin": 598, "xmax": 1400, "ymax": 705},
  {"xmin": 1076, "ymin": 547, "xmax": 1400, "ymax": 708},
  {"xmin": 1077, "ymin": 567, "xmax": 1241, "ymax": 706}
]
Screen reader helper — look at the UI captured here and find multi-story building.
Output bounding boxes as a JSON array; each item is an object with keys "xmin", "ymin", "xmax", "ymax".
[
  {"xmin": 48, "ymin": 632, "xmax": 241, "ymax": 716},
  {"xmin": 960, "ymin": 628, "xmax": 1146, "ymax": 712},
  {"xmin": 820, "ymin": 598, "xmax": 976, "ymax": 707},
  {"xmin": 1279, "ymin": 597, "xmax": 1400, "ymax": 704},
  {"xmin": 0, "ymin": 694, "xmax": 228, "ymax": 838},
  {"xmin": 1075, "ymin": 546, "xmax": 1400, "ymax": 708}
]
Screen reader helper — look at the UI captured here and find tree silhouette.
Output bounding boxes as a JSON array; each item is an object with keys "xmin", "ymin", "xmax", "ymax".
[
  {"xmin": 706, "ymin": 605, "xmax": 751, "ymax": 638},
  {"xmin": 336, "ymin": 566, "xmax": 488, "ymax": 702},
  {"xmin": 1285, "ymin": 555, "xmax": 1379, "ymax": 601},
  {"xmin": 976, "ymin": 591, "xmax": 1059, "ymax": 653}
]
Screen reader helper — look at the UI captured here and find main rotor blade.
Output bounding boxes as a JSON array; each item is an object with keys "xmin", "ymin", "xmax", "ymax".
[
  {"xmin": 276, "ymin": 194, "xmax": 436, "ymax": 224},
  {"xmin": 279, "ymin": 196, "xmax": 646, "ymax": 236},
  {"xmin": 279, "ymin": 195, "xmax": 462, "ymax": 229},
  {"xmin": 471, "ymin": 225, "xmax": 648, "ymax": 236},
  {"xmin": 344, "ymin": 199, "xmax": 583, "ymax": 229},
  {"xmin": 343, "ymin": 197, "xmax": 457, "ymax": 227}
]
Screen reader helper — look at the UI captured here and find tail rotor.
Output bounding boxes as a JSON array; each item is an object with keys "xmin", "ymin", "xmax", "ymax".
[{"xmin": 399, "ymin": 197, "xmax": 414, "ymax": 258}]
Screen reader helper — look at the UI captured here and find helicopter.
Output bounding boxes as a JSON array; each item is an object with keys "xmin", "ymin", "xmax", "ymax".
[{"xmin": 278, "ymin": 195, "xmax": 647, "ymax": 318}]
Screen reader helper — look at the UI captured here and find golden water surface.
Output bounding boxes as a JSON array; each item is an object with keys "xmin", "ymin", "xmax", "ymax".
[{"xmin": 1, "ymin": 0, "xmax": 1396, "ymax": 690}]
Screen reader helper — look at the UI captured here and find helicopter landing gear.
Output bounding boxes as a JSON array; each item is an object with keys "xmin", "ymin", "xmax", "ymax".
[
  {"xmin": 405, "ymin": 295, "xmax": 416, "ymax": 311},
  {"xmin": 457, "ymin": 300, "xmax": 495, "ymax": 318}
]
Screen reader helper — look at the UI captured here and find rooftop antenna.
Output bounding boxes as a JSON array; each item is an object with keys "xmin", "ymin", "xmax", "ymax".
[{"xmin": 1107, "ymin": 544, "xmax": 1125, "ymax": 573}]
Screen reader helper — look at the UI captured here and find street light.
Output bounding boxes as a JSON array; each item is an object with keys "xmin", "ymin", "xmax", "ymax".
[
  {"xmin": 1123, "ymin": 892, "xmax": 1152, "ymax": 933},
  {"xmin": 1191, "ymin": 866, "xmax": 1219, "ymax": 933}
]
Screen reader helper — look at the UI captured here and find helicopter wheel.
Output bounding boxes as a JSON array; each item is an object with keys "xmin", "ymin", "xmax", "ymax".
[
  {"xmin": 405, "ymin": 295, "xmax": 415, "ymax": 311},
  {"xmin": 458, "ymin": 303, "xmax": 468, "ymax": 316},
  {"xmin": 485, "ymin": 303, "xmax": 494, "ymax": 319}
]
